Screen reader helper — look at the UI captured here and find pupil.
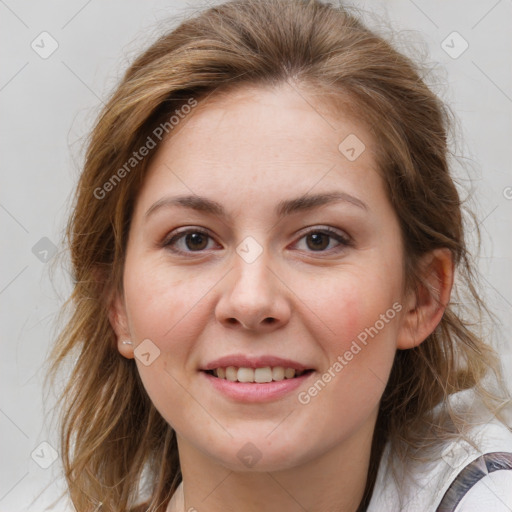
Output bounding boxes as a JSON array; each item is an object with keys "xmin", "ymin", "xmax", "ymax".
[
  {"xmin": 187, "ymin": 233, "xmax": 207, "ymax": 250},
  {"xmin": 308, "ymin": 233, "xmax": 328, "ymax": 250}
]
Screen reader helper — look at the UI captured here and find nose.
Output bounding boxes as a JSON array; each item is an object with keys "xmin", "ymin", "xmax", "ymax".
[{"xmin": 215, "ymin": 252, "xmax": 291, "ymax": 332}]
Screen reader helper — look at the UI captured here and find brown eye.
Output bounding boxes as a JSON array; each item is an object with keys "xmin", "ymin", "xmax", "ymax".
[
  {"xmin": 163, "ymin": 229, "xmax": 216, "ymax": 253},
  {"xmin": 183, "ymin": 232, "xmax": 209, "ymax": 251},
  {"xmin": 294, "ymin": 227, "xmax": 352, "ymax": 254},
  {"xmin": 306, "ymin": 232, "xmax": 330, "ymax": 251}
]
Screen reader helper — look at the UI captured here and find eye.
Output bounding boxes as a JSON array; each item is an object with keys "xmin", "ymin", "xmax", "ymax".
[
  {"xmin": 293, "ymin": 226, "xmax": 352, "ymax": 253},
  {"xmin": 163, "ymin": 228, "xmax": 218, "ymax": 254},
  {"xmin": 162, "ymin": 226, "xmax": 352, "ymax": 256}
]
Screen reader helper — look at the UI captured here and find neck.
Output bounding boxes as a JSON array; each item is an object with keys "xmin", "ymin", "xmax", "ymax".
[{"xmin": 167, "ymin": 411, "xmax": 378, "ymax": 512}]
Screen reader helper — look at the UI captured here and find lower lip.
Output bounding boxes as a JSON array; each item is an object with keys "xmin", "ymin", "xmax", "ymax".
[{"xmin": 201, "ymin": 370, "xmax": 314, "ymax": 402}]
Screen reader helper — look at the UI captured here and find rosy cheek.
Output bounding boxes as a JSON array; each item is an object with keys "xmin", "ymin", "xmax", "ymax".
[
  {"xmin": 329, "ymin": 297, "xmax": 364, "ymax": 352},
  {"xmin": 124, "ymin": 260, "xmax": 183, "ymax": 330},
  {"xmin": 313, "ymin": 275, "xmax": 398, "ymax": 359}
]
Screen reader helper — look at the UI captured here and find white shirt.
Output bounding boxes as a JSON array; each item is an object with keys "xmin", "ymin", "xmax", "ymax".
[{"xmin": 367, "ymin": 391, "xmax": 512, "ymax": 511}]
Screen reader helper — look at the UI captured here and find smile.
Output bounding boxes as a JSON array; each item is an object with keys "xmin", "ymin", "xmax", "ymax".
[{"xmin": 204, "ymin": 366, "xmax": 313, "ymax": 383}]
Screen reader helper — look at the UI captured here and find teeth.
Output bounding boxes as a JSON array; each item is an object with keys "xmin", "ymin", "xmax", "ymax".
[
  {"xmin": 225, "ymin": 366, "xmax": 237, "ymax": 381},
  {"xmin": 272, "ymin": 366, "xmax": 285, "ymax": 380},
  {"xmin": 254, "ymin": 367, "xmax": 273, "ymax": 383},
  {"xmin": 211, "ymin": 366, "xmax": 308, "ymax": 382},
  {"xmin": 237, "ymin": 367, "xmax": 255, "ymax": 382},
  {"xmin": 284, "ymin": 367, "xmax": 295, "ymax": 379}
]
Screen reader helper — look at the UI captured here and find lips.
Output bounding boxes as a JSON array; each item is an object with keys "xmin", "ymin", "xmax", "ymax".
[
  {"xmin": 201, "ymin": 367, "xmax": 314, "ymax": 402},
  {"xmin": 201, "ymin": 354, "xmax": 312, "ymax": 372}
]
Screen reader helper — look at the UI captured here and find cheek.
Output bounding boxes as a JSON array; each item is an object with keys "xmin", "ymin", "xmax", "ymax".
[
  {"xmin": 123, "ymin": 258, "xmax": 213, "ymax": 341},
  {"xmin": 300, "ymin": 267, "xmax": 402, "ymax": 352},
  {"xmin": 294, "ymin": 266, "xmax": 402, "ymax": 416},
  {"xmin": 121, "ymin": 262, "xmax": 212, "ymax": 426},
  {"xmin": 121, "ymin": 260, "xmax": 210, "ymax": 387},
  {"xmin": 295, "ymin": 274, "xmax": 399, "ymax": 431}
]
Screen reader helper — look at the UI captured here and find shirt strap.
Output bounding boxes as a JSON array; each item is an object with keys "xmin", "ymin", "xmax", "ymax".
[{"xmin": 435, "ymin": 452, "xmax": 512, "ymax": 512}]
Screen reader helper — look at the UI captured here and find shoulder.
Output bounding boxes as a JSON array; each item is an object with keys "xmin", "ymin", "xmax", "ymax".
[
  {"xmin": 437, "ymin": 452, "xmax": 512, "ymax": 512},
  {"xmin": 367, "ymin": 422, "xmax": 512, "ymax": 511}
]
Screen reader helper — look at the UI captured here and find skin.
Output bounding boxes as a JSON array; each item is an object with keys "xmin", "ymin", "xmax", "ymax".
[{"xmin": 110, "ymin": 82, "xmax": 453, "ymax": 512}]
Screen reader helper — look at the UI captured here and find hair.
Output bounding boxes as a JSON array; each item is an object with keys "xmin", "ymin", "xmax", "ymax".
[{"xmin": 46, "ymin": 0, "xmax": 510, "ymax": 510}]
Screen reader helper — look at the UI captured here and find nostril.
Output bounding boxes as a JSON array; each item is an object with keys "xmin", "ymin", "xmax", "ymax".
[{"xmin": 225, "ymin": 318, "xmax": 275, "ymax": 327}]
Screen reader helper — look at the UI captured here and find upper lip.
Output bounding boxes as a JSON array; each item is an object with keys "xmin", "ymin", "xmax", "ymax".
[{"xmin": 201, "ymin": 354, "xmax": 312, "ymax": 371}]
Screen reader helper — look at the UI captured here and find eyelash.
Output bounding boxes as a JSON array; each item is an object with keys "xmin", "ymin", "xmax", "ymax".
[{"xmin": 162, "ymin": 226, "xmax": 352, "ymax": 256}]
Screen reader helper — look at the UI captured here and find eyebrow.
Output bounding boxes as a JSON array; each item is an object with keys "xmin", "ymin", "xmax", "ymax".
[{"xmin": 144, "ymin": 191, "xmax": 368, "ymax": 221}]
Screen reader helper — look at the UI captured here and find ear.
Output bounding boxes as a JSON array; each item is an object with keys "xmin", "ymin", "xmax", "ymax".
[
  {"xmin": 396, "ymin": 248, "xmax": 454, "ymax": 350},
  {"xmin": 108, "ymin": 291, "xmax": 134, "ymax": 359}
]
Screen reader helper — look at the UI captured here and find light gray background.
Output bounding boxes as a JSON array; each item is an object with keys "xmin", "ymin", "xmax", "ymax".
[{"xmin": 1, "ymin": 0, "xmax": 511, "ymax": 510}]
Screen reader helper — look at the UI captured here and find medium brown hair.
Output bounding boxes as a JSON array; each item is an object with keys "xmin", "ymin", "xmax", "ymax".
[{"xmin": 47, "ymin": 0, "xmax": 509, "ymax": 510}]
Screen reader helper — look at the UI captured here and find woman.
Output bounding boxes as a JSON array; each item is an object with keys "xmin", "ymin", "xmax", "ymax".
[{"xmin": 48, "ymin": 0, "xmax": 512, "ymax": 510}]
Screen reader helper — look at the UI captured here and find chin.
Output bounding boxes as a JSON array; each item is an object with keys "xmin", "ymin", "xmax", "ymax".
[{"xmin": 205, "ymin": 432, "xmax": 315, "ymax": 473}]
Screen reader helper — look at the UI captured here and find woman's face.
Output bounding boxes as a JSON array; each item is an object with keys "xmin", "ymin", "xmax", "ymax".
[{"xmin": 113, "ymin": 83, "xmax": 413, "ymax": 471}]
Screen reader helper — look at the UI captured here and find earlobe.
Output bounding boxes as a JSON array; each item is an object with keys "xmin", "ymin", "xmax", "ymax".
[
  {"xmin": 396, "ymin": 248, "xmax": 454, "ymax": 350},
  {"xmin": 109, "ymin": 292, "xmax": 134, "ymax": 359}
]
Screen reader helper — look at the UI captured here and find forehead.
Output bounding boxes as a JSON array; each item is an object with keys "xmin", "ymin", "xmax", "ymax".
[
  {"xmin": 169, "ymin": 82, "xmax": 374, "ymax": 162},
  {"xmin": 136, "ymin": 82, "xmax": 385, "ymax": 214}
]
